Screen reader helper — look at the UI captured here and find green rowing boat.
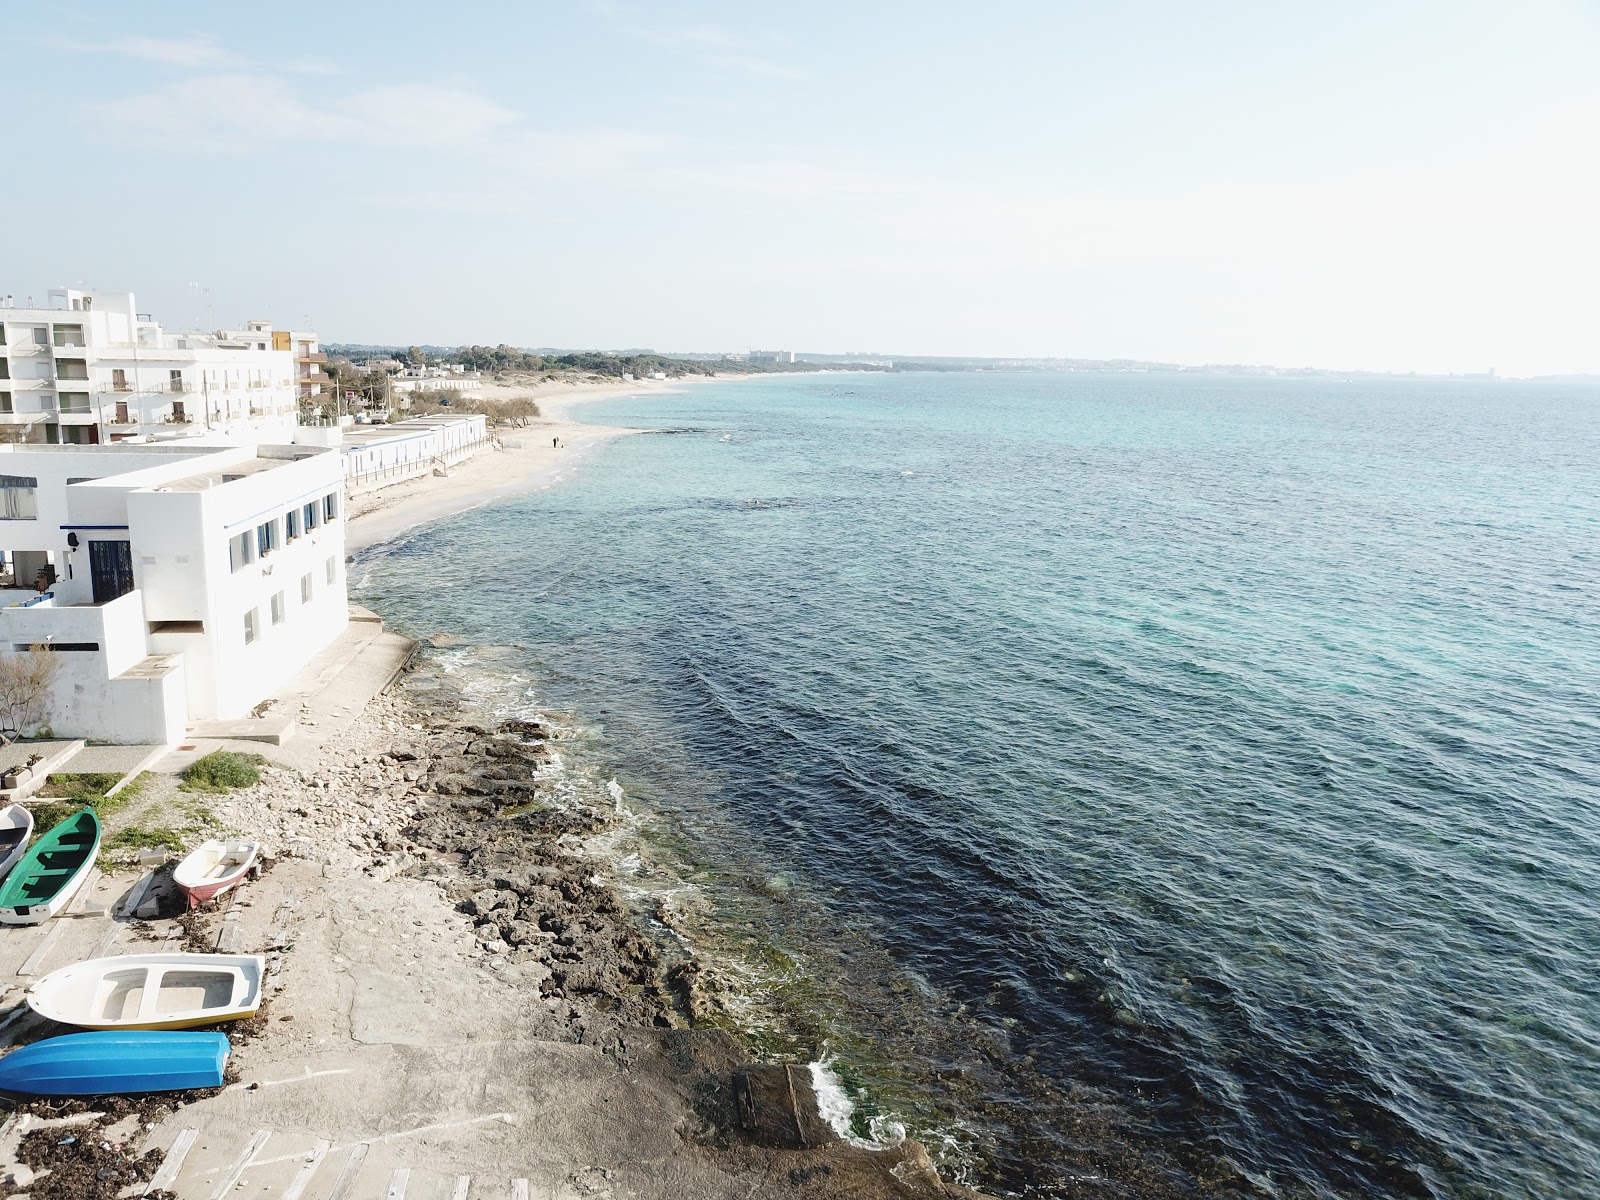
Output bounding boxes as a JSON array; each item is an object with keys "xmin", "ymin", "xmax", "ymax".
[{"xmin": 0, "ymin": 807, "xmax": 101, "ymax": 925}]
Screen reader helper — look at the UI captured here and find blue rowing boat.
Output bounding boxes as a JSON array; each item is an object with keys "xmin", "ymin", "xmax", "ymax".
[{"xmin": 0, "ymin": 1031, "xmax": 230, "ymax": 1095}]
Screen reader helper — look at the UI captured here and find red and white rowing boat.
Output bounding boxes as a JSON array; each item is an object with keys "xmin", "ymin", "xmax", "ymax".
[{"xmin": 172, "ymin": 839, "xmax": 261, "ymax": 909}]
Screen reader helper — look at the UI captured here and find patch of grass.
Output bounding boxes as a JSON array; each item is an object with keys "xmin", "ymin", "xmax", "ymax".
[
  {"xmin": 98, "ymin": 797, "xmax": 219, "ymax": 868},
  {"xmin": 26, "ymin": 800, "xmax": 79, "ymax": 834},
  {"xmin": 103, "ymin": 825, "xmax": 189, "ymax": 854},
  {"xmin": 26, "ymin": 771, "xmax": 153, "ymax": 840},
  {"xmin": 180, "ymin": 751, "xmax": 266, "ymax": 794},
  {"xmin": 37, "ymin": 771, "xmax": 147, "ymax": 814},
  {"xmin": 36, "ymin": 772, "xmax": 118, "ymax": 799}
]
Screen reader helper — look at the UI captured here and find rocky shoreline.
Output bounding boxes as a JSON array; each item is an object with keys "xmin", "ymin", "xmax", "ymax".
[{"xmin": 144, "ymin": 665, "xmax": 986, "ymax": 1199}]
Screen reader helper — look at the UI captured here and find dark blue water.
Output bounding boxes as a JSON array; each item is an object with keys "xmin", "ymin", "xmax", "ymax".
[{"xmin": 357, "ymin": 373, "xmax": 1600, "ymax": 1198}]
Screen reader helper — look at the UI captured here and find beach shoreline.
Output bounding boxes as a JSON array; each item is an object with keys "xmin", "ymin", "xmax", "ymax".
[{"xmin": 345, "ymin": 376, "xmax": 666, "ymax": 554}]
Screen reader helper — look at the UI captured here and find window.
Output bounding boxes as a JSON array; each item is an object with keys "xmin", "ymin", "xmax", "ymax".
[
  {"xmin": 256, "ymin": 519, "xmax": 277, "ymax": 558},
  {"xmin": 31, "ymin": 327, "xmax": 47, "ymax": 346},
  {"xmin": 229, "ymin": 530, "xmax": 256, "ymax": 572},
  {"xmin": 301, "ymin": 573, "xmax": 313, "ymax": 604},
  {"xmin": 51, "ymin": 324, "xmax": 84, "ymax": 348},
  {"xmin": 323, "ymin": 492, "xmax": 338, "ymax": 522},
  {"xmin": 270, "ymin": 591, "xmax": 286, "ymax": 625},
  {"xmin": 243, "ymin": 608, "xmax": 259, "ymax": 645},
  {"xmin": 303, "ymin": 501, "xmax": 319, "ymax": 531},
  {"xmin": 59, "ymin": 393, "xmax": 90, "ymax": 414},
  {"xmin": 285, "ymin": 508, "xmax": 300, "ymax": 540},
  {"xmin": 0, "ymin": 393, "xmax": 11, "ymax": 415},
  {"xmin": 0, "ymin": 475, "xmax": 38, "ymax": 521},
  {"xmin": 325, "ymin": 556, "xmax": 337, "ymax": 585},
  {"xmin": 169, "ymin": 370, "xmax": 184, "ymax": 393},
  {"xmin": 112, "ymin": 368, "xmax": 128, "ymax": 391}
]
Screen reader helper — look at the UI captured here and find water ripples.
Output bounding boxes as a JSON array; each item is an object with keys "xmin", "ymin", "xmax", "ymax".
[{"xmin": 359, "ymin": 373, "xmax": 1600, "ymax": 1199}]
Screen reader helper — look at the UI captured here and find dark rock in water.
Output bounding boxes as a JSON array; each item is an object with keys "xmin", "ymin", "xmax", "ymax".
[
  {"xmin": 733, "ymin": 1064, "xmax": 838, "ymax": 1149},
  {"xmin": 500, "ymin": 718, "xmax": 549, "ymax": 739},
  {"xmin": 667, "ymin": 960, "xmax": 718, "ymax": 1021},
  {"xmin": 480, "ymin": 736, "xmax": 539, "ymax": 758}
]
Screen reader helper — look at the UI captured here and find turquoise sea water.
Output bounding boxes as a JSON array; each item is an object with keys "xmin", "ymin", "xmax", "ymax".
[{"xmin": 357, "ymin": 373, "xmax": 1600, "ymax": 1198}]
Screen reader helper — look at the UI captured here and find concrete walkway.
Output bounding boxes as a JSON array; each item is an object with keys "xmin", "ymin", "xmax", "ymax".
[
  {"xmin": 160, "ymin": 607, "xmax": 418, "ymax": 776},
  {"xmin": 51, "ymin": 743, "xmax": 163, "ymax": 774}
]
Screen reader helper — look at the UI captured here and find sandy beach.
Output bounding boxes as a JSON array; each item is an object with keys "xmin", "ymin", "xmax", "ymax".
[{"xmin": 346, "ymin": 377, "xmax": 672, "ymax": 554}]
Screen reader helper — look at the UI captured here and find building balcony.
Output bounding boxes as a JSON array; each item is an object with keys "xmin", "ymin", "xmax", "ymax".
[
  {"xmin": 296, "ymin": 352, "xmax": 329, "ymax": 364},
  {"xmin": 56, "ymin": 410, "xmax": 99, "ymax": 425},
  {"xmin": 0, "ymin": 590, "xmax": 148, "ymax": 676}
]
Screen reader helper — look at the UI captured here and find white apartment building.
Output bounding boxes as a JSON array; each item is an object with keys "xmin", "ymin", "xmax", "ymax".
[
  {"xmin": 0, "ymin": 441, "xmax": 348, "ymax": 744},
  {"xmin": 0, "ymin": 288, "xmax": 324, "ymax": 447}
]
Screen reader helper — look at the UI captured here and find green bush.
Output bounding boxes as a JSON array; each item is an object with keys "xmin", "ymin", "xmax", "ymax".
[{"xmin": 180, "ymin": 751, "xmax": 266, "ymax": 793}]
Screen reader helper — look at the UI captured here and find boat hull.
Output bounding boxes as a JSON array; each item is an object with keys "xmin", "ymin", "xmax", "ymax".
[
  {"xmin": 26, "ymin": 953, "xmax": 265, "ymax": 1031},
  {"xmin": 173, "ymin": 840, "xmax": 260, "ymax": 909},
  {"xmin": 0, "ymin": 803, "xmax": 34, "ymax": 884},
  {"xmin": 0, "ymin": 1031, "xmax": 230, "ymax": 1095},
  {"xmin": 0, "ymin": 807, "xmax": 101, "ymax": 925}
]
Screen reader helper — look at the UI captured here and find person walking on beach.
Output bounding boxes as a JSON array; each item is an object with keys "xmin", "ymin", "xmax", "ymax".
[{"xmin": 552, "ymin": 436, "xmax": 560, "ymax": 449}]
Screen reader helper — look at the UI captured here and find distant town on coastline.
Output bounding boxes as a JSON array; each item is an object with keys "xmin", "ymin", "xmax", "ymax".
[{"xmin": 330, "ymin": 343, "xmax": 1565, "ymax": 382}]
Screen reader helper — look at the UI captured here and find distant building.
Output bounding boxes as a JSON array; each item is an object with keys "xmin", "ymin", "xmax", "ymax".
[
  {"xmin": 0, "ymin": 440, "xmax": 347, "ymax": 742},
  {"xmin": 389, "ymin": 375, "xmax": 482, "ymax": 398},
  {"xmin": 0, "ymin": 289, "xmax": 320, "ymax": 446},
  {"xmin": 746, "ymin": 350, "xmax": 795, "ymax": 365},
  {"xmin": 315, "ymin": 413, "xmax": 490, "ymax": 494}
]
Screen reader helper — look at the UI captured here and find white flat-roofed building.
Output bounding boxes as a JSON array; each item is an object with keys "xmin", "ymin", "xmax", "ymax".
[
  {"xmin": 0, "ymin": 441, "xmax": 348, "ymax": 743},
  {"xmin": 328, "ymin": 412, "xmax": 490, "ymax": 494},
  {"xmin": 0, "ymin": 289, "xmax": 319, "ymax": 447},
  {"xmin": 390, "ymin": 374, "xmax": 482, "ymax": 397}
]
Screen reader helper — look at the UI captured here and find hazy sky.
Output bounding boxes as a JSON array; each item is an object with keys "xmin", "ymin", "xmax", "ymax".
[{"xmin": 9, "ymin": 1, "xmax": 1600, "ymax": 374}]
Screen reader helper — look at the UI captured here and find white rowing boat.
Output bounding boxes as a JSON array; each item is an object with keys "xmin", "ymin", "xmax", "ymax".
[
  {"xmin": 26, "ymin": 953, "xmax": 265, "ymax": 1030},
  {"xmin": 0, "ymin": 802, "xmax": 34, "ymax": 882},
  {"xmin": 172, "ymin": 839, "xmax": 261, "ymax": 909}
]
